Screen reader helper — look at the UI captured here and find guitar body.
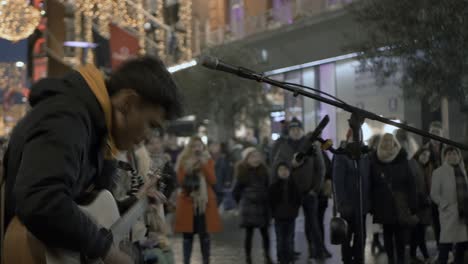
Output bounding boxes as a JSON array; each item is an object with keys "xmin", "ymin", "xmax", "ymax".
[{"xmin": 3, "ymin": 190, "xmax": 120, "ymax": 264}]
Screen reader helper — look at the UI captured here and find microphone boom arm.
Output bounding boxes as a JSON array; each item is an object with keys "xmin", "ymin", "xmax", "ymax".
[{"xmin": 201, "ymin": 57, "xmax": 468, "ymax": 151}]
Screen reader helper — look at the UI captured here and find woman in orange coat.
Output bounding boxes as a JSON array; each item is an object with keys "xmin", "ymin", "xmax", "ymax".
[{"xmin": 174, "ymin": 136, "xmax": 222, "ymax": 264}]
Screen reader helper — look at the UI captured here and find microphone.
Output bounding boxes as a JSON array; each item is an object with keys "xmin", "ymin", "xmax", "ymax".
[
  {"xmin": 307, "ymin": 115, "xmax": 330, "ymax": 144},
  {"xmin": 294, "ymin": 115, "xmax": 330, "ymax": 163},
  {"xmin": 200, "ymin": 56, "xmax": 260, "ymax": 80}
]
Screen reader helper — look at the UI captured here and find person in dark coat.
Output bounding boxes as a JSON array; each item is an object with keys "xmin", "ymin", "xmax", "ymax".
[
  {"xmin": 270, "ymin": 117, "xmax": 327, "ymax": 260},
  {"xmin": 269, "ymin": 162, "xmax": 302, "ymax": 264},
  {"xmin": 409, "ymin": 148, "xmax": 433, "ymax": 263},
  {"xmin": 333, "ymin": 130, "xmax": 371, "ymax": 264},
  {"xmin": 233, "ymin": 147, "xmax": 272, "ymax": 264},
  {"xmin": 318, "ymin": 150, "xmax": 333, "ymax": 256},
  {"xmin": 370, "ymin": 133, "xmax": 418, "ymax": 264},
  {"xmin": 208, "ymin": 141, "xmax": 233, "ymax": 207},
  {"xmin": 424, "ymin": 121, "xmax": 445, "ymax": 245},
  {"xmin": 2, "ymin": 57, "xmax": 183, "ymax": 263}
]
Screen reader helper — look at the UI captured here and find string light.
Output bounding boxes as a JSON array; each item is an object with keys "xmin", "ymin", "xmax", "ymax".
[
  {"xmin": 154, "ymin": 0, "xmax": 165, "ymax": 60},
  {"xmin": 84, "ymin": 15, "xmax": 94, "ymax": 63},
  {"xmin": 74, "ymin": 7, "xmax": 82, "ymax": 65},
  {"xmin": 137, "ymin": 0, "xmax": 145, "ymax": 55},
  {"xmin": 96, "ymin": 0, "xmax": 113, "ymax": 38},
  {"xmin": 0, "ymin": 0, "xmax": 41, "ymax": 42},
  {"xmin": 113, "ymin": 0, "xmax": 140, "ymax": 28},
  {"xmin": 177, "ymin": 0, "xmax": 192, "ymax": 62}
]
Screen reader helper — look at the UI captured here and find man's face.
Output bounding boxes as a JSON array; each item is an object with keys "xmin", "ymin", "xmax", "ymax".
[
  {"xmin": 289, "ymin": 127, "xmax": 303, "ymax": 140},
  {"xmin": 111, "ymin": 90, "xmax": 165, "ymax": 151}
]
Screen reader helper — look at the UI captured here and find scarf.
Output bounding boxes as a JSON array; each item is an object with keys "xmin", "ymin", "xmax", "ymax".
[
  {"xmin": 454, "ymin": 166, "xmax": 468, "ymax": 226},
  {"xmin": 191, "ymin": 174, "xmax": 208, "ymax": 215},
  {"xmin": 77, "ymin": 64, "xmax": 120, "ymax": 159}
]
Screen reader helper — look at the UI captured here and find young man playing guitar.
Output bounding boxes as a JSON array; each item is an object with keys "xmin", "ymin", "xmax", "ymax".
[{"xmin": 1, "ymin": 56, "xmax": 183, "ymax": 264}]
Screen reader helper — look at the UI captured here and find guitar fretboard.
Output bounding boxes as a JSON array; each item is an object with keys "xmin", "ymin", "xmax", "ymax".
[{"xmin": 110, "ymin": 198, "xmax": 149, "ymax": 244}]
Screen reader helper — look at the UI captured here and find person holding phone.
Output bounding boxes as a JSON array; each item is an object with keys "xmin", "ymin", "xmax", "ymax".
[{"xmin": 174, "ymin": 136, "xmax": 221, "ymax": 264}]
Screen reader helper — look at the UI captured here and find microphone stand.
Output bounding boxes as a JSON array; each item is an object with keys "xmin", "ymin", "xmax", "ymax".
[{"xmin": 202, "ymin": 64, "xmax": 468, "ymax": 264}]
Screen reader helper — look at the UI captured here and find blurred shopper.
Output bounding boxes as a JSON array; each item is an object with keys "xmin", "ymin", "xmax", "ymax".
[
  {"xmin": 133, "ymin": 145, "xmax": 175, "ymax": 264},
  {"xmin": 409, "ymin": 148, "xmax": 433, "ymax": 264},
  {"xmin": 145, "ymin": 132, "xmax": 177, "ymax": 237},
  {"xmin": 431, "ymin": 147, "xmax": 468, "ymax": 264},
  {"xmin": 395, "ymin": 128, "xmax": 420, "ymax": 160},
  {"xmin": 261, "ymin": 137, "xmax": 272, "ymax": 166},
  {"xmin": 425, "ymin": 121, "xmax": 445, "ymax": 246},
  {"xmin": 165, "ymin": 133, "xmax": 182, "ymax": 165},
  {"xmin": 270, "ymin": 118, "xmax": 327, "ymax": 261},
  {"xmin": 208, "ymin": 141, "xmax": 233, "ymax": 208},
  {"xmin": 370, "ymin": 133, "xmax": 418, "ymax": 264},
  {"xmin": 318, "ymin": 150, "xmax": 333, "ymax": 255},
  {"xmin": 367, "ymin": 134, "xmax": 385, "ymax": 255},
  {"xmin": 146, "ymin": 132, "xmax": 177, "ymax": 206},
  {"xmin": 233, "ymin": 147, "xmax": 272, "ymax": 264},
  {"xmin": 333, "ymin": 130, "xmax": 371, "ymax": 264},
  {"xmin": 269, "ymin": 162, "xmax": 302, "ymax": 264},
  {"xmin": 174, "ymin": 136, "xmax": 222, "ymax": 264},
  {"xmin": 228, "ymin": 137, "xmax": 244, "ymax": 165}
]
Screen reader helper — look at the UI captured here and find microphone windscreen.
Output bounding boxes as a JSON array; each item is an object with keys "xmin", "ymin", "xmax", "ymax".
[{"xmin": 199, "ymin": 56, "xmax": 218, "ymax": 69}]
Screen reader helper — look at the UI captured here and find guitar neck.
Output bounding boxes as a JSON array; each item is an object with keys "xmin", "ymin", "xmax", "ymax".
[{"xmin": 110, "ymin": 197, "xmax": 149, "ymax": 244}]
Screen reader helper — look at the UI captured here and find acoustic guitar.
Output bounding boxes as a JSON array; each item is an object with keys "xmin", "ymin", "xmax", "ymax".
[{"xmin": 3, "ymin": 168, "xmax": 168, "ymax": 264}]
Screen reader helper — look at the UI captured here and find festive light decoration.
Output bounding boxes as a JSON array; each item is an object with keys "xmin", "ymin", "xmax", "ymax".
[
  {"xmin": 84, "ymin": 15, "xmax": 94, "ymax": 63},
  {"xmin": 74, "ymin": 6, "xmax": 83, "ymax": 65},
  {"xmin": 154, "ymin": 0, "xmax": 165, "ymax": 59},
  {"xmin": 136, "ymin": 0, "xmax": 145, "ymax": 55},
  {"xmin": 177, "ymin": 0, "xmax": 192, "ymax": 62},
  {"xmin": 75, "ymin": 0, "xmax": 112, "ymax": 38},
  {"xmin": 113, "ymin": 0, "xmax": 140, "ymax": 28},
  {"xmin": 0, "ymin": 0, "xmax": 41, "ymax": 42}
]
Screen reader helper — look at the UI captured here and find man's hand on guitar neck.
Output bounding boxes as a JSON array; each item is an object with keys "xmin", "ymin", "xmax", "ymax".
[{"xmin": 103, "ymin": 246, "xmax": 133, "ymax": 264}]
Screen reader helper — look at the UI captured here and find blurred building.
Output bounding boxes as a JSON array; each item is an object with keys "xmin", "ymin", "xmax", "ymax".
[{"xmin": 189, "ymin": 0, "xmax": 422, "ymax": 145}]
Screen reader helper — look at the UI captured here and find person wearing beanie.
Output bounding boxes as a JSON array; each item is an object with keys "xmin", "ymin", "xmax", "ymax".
[
  {"xmin": 269, "ymin": 117, "xmax": 328, "ymax": 260},
  {"xmin": 269, "ymin": 162, "xmax": 303, "ymax": 264},
  {"xmin": 233, "ymin": 148, "xmax": 272, "ymax": 264}
]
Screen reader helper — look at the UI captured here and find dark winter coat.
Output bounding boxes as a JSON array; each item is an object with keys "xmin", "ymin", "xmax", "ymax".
[
  {"xmin": 3, "ymin": 71, "xmax": 115, "ymax": 258},
  {"xmin": 269, "ymin": 177, "xmax": 302, "ymax": 220},
  {"xmin": 214, "ymin": 155, "xmax": 233, "ymax": 192},
  {"xmin": 233, "ymin": 162, "xmax": 270, "ymax": 228},
  {"xmin": 332, "ymin": 149, "xmax": 371, "ymax": 218},
  {"xmin": 370, "ymin": 149, "xmax": 418, "ymax": 225},
  {"xmin": 409, "ymin": 159, "xmax": 432, "ymax": 225},
  {"xmin": 270, "ymin": 137, "xmax": 325, "ymax": 194}
]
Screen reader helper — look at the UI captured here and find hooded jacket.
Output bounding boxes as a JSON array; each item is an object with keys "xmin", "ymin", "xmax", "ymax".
[{"xmin": 3, "ymin": 67, "xmax": 117, "ymax": 259}]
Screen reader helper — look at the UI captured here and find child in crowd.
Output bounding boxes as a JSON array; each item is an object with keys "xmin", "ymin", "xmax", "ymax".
[{"xmin": 269, "ymin": 162, "xmax": 302, "ymax": 264}]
